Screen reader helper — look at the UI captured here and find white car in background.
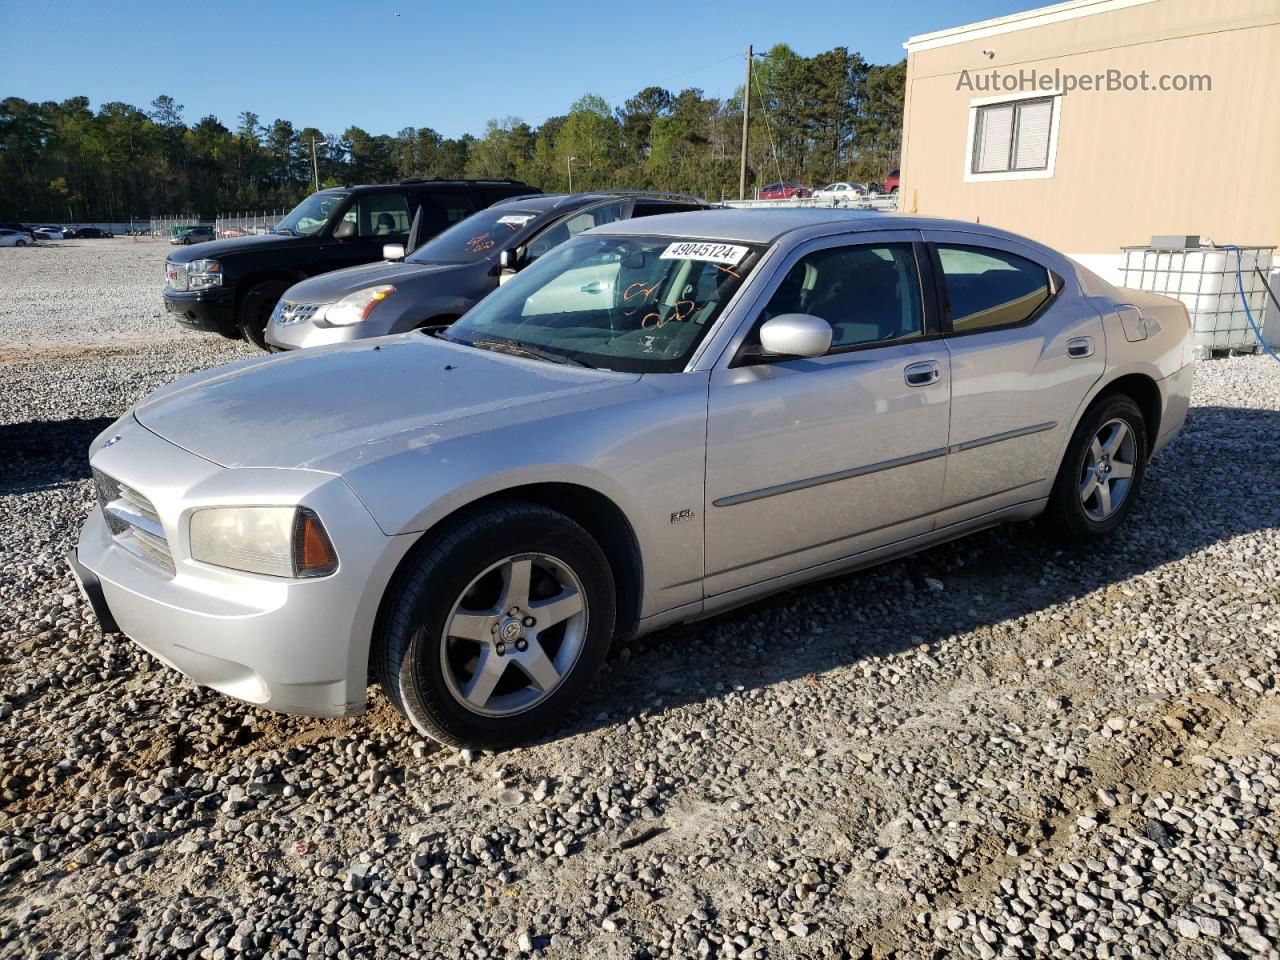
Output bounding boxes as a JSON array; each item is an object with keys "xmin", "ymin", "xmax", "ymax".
[
  {"xmin": 33, "ymin": 227, "xmax": 64, "ymax": 241},
  {"xmin": 0, "ymin": 228, "xmax": 32, "ymax": 247},
  {"xmin": 811, "ymin": 182, "xmax": 869, "ymax": 206}
]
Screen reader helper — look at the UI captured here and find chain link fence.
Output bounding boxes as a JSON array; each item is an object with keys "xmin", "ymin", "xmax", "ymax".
[{"xmin": 214, "ymin": 210, "xmax": 285, "ymax": 238}]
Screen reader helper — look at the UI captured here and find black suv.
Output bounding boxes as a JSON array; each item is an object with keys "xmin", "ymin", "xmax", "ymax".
[{"xmin": 163, "ymin": 179, "xmax": 539, "ymax": 347}]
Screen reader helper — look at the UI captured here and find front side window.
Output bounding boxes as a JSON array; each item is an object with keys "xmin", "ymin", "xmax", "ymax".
[
  {"xmin": 936, "ymin": 245, "xmax": 1052, "ymax": 333},
  {"xmin": 971, "ymin": 97, "xmax": 1054, "ymax": 174},
  {"xmin": 339, "ymin": 192, "xmax": 411, "ymax": 238},
  {"xmin": 443, "ymin": 234, "xmax": 762, "ymax": 373},
  {"xmin": 275, "ymin": 191, "xmax": 349, "ymax": 236},
  {"xmin": 525, "ymin": 201, "xmax": 629, "ymax": 262},
  {"xmin": 760, "ymin": 243, "xmax": 924, "ymax": 351}
]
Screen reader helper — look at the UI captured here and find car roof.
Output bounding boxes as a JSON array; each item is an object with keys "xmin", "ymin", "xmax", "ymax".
[{"xmin": 590, "ymin": 208, "xmax": 1052, "ymax": 249}]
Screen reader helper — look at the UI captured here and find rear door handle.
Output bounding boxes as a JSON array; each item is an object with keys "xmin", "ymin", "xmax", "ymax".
[
  {"xmin": 904, "ymin": 360, "xmax": 941, "ymax": 387},
  {"xmin": 1067, "ymin": 336, "xmax": 1094, "ymax": 358}
]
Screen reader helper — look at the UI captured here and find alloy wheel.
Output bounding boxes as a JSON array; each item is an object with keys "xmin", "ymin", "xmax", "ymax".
[
  {"xmin": 440, "ymin": 553, "xmax": 588, "ymax": 717},
  {"xmin": 1079, "ymin": 417, "xmax": 1137, "ymax": 521}
]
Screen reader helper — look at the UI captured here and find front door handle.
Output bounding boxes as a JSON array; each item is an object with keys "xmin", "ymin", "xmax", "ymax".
[
  {"xmin": 904, "ymin": 360, "xmax": 941, "ymax": 387},
  {"xmin": 1067, "ymin": 336, "xmax": 1094, "ymax": 358}
]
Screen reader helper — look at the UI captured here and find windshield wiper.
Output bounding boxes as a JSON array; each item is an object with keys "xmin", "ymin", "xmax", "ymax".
[
  {"xmin": 273, "ymin": 227, "xmax": 295, "ymax": 236},
  {"xmin": 467, "ymin": 336, "xmax": 591, "ymax": 368}
]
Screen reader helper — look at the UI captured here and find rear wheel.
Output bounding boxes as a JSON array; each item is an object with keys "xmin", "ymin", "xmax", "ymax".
[
  {"xmin": 237, "ymin": 279, "xmax": 289, "ymax": 350},
  {"xmin": 373, "ymin": 501, "xmax": 616, "ymax": 749},
  {"xmin": 1044, "ymin": 394, "xmax": 1147, "ymax": 542}
]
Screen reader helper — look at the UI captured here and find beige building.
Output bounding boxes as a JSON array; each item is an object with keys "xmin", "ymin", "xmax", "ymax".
[{"xmin": 899, "ymin": 0, "xmax": 1280, "ymax": 279}]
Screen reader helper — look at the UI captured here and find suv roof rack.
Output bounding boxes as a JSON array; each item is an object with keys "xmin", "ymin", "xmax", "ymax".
[{"xmin": 398, "ymin": 177, "xmax": 530, "ymax": 185}]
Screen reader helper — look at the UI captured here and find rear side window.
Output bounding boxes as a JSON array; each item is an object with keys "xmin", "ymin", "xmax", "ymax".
[
  {"xmin": 761, "ymin": 243, "xmax": 924, "ymax": 350},
  {"xmin": 525, "ymin": 201, "xmax": 628, "ymax": 262},
  {"xmin": 936, "ymin": 245, "xmax": 1051, "ymax": 333},
  {"xmin": 413, "ymin": 190, "xmax": 476, "ymax": 236}
]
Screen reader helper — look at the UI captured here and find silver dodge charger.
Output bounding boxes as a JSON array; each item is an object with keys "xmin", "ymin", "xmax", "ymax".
[{"xmin": 72, "ymin": 210, "xmax": 1194, "ymax": 748}]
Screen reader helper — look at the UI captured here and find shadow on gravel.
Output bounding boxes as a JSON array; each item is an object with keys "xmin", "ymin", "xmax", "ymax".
[
  {"xmin": 0, "ymin": 416, "xmax": 114, "ymax": 495},
  {"xmin": 550, "ymin": 402, "xmax": 1280, "ymax": 744}
]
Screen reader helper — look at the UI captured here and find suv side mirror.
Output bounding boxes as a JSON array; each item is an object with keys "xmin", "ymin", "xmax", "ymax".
[
  {"xmin": 758, "ymin": 313, "xmax": 832, "ymax": 358},
  {"xmin": 332, "ymin": 219, "xmax": 356, "ymax": 240},
  {"xmin": 383, "ymin": 243, "xmax": 405, "ymax": 261}
]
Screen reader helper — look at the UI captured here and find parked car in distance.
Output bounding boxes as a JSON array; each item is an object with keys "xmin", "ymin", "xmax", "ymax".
[
  {"xmin": 163, "ymin": 178, "xmax": 540, "ymax": 349},
  {"xmin": 758, "ymin": 182, "xmax": 811, "ymax": 200},
  {"xmin": 74, "ymin": 226, "xmax": 111, "ymax": 239},
  {"xmin": 0, "ymin": 222, "xmax": 36, "ymax": 241},
  {"xmin": 0, "ymin": 228, "xmax": 32, "ymax": 247},
  {"xmin": 883, "ymin": 169, "xmax": 900, "ymax": 193},
  {"xmin": 266, "ymin": 191, "xmax": 709, "ymax": 352},
  {"xmin": 171, "ymin": 225, "xmax": 215, "ymax": 245},
  {"xmin": 32, "ymin": 226, "xmax": 64, "ymax": 241},
  {"xmin": 811, "ymin": 182, "xmax": 868, "ymax": 205},
  {"xmin": 73, "ymin": 208, "xmax": 1195, "ymax": 749}
]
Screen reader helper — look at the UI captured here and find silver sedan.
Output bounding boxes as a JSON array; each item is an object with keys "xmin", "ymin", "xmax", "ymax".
[{"xmin": 72, "ymin": 210, "xmax": 1194, "ymax": 748}]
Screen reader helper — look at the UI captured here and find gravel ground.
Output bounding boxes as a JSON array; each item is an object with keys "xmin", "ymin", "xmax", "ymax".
[{"xmin": 1, "ymin": 242, "xmax": 1278, "ymax": 960}]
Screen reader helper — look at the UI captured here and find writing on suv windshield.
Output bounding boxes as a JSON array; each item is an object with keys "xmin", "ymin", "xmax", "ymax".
[
  {"xmin": 274, "ymin": 192, "xmax": 349, "ymax": 236},
  {"xmin": 408, "ymin": 209, "xmax": 538, "ymax": 264},
  {"xmin": 442, "ymin": 235, "xmax": 762, "ymax": 373}
]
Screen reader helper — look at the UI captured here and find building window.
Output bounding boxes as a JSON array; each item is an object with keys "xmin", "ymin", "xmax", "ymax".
[{"xmin": 970, "ymin": 97, "xmax": 1055, "ymax": 175}]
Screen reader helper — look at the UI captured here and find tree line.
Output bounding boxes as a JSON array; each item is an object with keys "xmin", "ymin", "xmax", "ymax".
[{"xmin": 0, "ymin": 44, "xmax": 903, "ymax": 222}]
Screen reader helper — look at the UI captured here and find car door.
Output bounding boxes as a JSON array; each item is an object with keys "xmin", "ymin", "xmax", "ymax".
[
  {"xmin": 923, "ymin": 229, "xmax": 1105, "ymax": 518},
  {"xmin": 322, "ymin": 191, "xmax": 413, "ymax": 271},
  {"xmin": 703, "ymin": 231, "xmax": 951, "ymax": 597}
]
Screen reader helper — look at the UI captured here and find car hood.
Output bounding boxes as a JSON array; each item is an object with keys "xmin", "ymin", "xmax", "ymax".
[
  {"xmin": 132, "ymin": 333, "xmax": 640, "ymax": 473},
  {"xmin": 166, "ymin": 232, "xmax": 301, "ymax": 263},
  {"xmin": 283, "ymin": 259, "xmax": 469, "ymax": 303}
]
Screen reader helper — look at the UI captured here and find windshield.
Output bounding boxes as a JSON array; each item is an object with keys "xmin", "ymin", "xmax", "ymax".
[
  {"xmin": 442, "ymin": 234, "xmax": 762, "ymax": 373},
  {"xmin": 407, "ymin": 207, "xmax": 539, "ymax": 264},
  {"xmin": 274, "ymin": 191, "xmax": 349, "ymax": 236}
]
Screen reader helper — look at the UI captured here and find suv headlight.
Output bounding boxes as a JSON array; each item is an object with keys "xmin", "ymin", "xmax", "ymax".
[
  {"xmin": 324, "ymin": 285, "xmax": 394, "ymax": 326},
  {"xmin": 188, "ymin": 259, "xmax": 222, "ymax": 289},
  {"xmin": 189, "ymin": 506, "xmax": 337, "ymax": 578}
]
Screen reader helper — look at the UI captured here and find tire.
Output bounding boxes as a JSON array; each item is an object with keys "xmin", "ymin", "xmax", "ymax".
[
  {"xmin": 1044, "ymin": 393, "xmax": 1148, "ymax": 542},
  {"xmin": 15, "ymin": 239, "xmax": 26, "ymax": 247},
  {"xmin": 374, "ymin": 500, "xmax": 616, "ymax": 749},
  {"xmin": 237, "ymin": 279, "xmax": 290, "ymax": 351}
]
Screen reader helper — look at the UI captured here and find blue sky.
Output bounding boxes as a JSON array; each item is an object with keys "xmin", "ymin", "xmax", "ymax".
[{"xmin": 1, "ymin": 0, "xmax": 1032, "ymax": 138}]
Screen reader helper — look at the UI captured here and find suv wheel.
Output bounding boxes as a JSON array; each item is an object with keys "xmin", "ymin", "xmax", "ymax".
[
  {"xmin": 374, "ymin": 501, "xmax": 616, "ymax": 749},
  {"xmin": 237, "ymin": 279, "xmax": 290, "ymax": 350},
  {"xmin": 1044, "ymin": 394, "xmax": 1147, "ymax": 542}
]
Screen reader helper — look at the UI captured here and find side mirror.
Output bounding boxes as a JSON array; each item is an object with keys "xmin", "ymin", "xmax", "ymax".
[
  {"xmin": 332, "ymin": 219, "xmax": 356, "ymax": 240},
  {"xmin": 758, "ymin": 313, "xmax": 833, "ymax": 358},
  {"xmin": 497, "ymin": 247, "xmax": 522, "ymax": 285},
  {"xmin": 383, "ymin": 243, "xmax": 405, "ymax": 261}
]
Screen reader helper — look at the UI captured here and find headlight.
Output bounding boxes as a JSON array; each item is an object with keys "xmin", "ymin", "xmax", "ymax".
[
  {"xmin": 189, "ymin": 506, "xmax": 337, "ymax": 578},
  {"xmin": 188, "ymin": 259, "xmax": 222, "ymax": 289},
  {"xmin": 324, "ymin": 285, "xmax": 394, "ymax": 326}
]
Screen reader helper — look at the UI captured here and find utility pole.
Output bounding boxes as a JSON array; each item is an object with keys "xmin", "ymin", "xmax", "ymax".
[
  {"xmin": 739, "ymin": 44, "xmax": 752, "ymax": 201},
  {"xmin": 567, "ymin": 156, "xmax": 577, "ymax": 193},
  {"xmin": 311, "ymin": 138, "xmax": 320, "ymax": 191}
]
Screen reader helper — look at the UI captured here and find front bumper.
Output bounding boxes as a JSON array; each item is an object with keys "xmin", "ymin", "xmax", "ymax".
[
  {"xmin": 164, "ymin": 287, "xmax": 237, "ymax": 336},
  {"xmin": 74, "ymin": 418, "xmax": 415, "ymax": 718},
  {"xmin": 266, "ymin": 312, "xmax": 378, "ymax": 351}
]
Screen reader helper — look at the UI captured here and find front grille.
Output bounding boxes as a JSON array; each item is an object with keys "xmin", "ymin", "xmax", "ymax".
[
  {"xmin": 94, "ymin": 469, "xmax": 175, "ymax": 575},
  {"xmin": 273, "ymin": 300, "xmax": 323, "ymax": 326}
]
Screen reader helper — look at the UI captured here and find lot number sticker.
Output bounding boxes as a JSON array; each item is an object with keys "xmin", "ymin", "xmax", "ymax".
[
  {"xmin": 660, "ymin": 242, "xmax": 748, "ymax": 265},
  {"xmin": 497, "ymin": 215, "xmax": 535, "ymax": 225}
]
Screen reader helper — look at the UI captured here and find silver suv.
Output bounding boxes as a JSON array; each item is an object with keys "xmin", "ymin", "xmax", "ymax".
[{"xmin": 72, "ymin": 209, "xmax": 1193, "ymax": 748}]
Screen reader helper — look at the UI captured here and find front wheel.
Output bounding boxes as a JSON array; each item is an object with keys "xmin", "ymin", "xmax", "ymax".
[
  {"xmin": 373, "ymin": 501, "xmax": 616, "ymax": 749},
  {"xmin": 1044, "ymin": 394, "xmax": 1148, "ymax": 542},
  {"xmin": 237, "ymin": 279, "xmax": 290, "ymax": 350}
]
